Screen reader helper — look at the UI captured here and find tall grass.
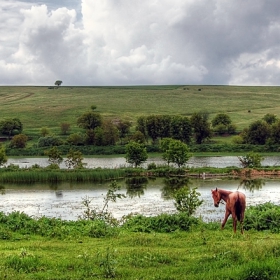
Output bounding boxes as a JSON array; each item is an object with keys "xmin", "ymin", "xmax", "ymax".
[{"xmin": 0, "ymin": 168, "xmax": 126, "ymax": 183}]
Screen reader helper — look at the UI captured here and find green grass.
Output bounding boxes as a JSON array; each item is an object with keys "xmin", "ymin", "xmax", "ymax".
[
  {"xmin": 1, "ymin": 85, "xmax": 280, "ymax": 137},
  {"xmin": 0, "ymin": 228, "xmax": 279, "ymax": 279}
]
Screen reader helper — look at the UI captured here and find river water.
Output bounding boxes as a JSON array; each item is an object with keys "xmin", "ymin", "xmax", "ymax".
[
  {"xmin": 7, "ymin": 155, "xmax": 280, "ymax": 169},
  {"xmin": 0, "ymin": 177, "xmax": 279, "ymax": 222},
  {"xmin": 1, "ymin": 156, "xmax": 280, "ymax": 222}
]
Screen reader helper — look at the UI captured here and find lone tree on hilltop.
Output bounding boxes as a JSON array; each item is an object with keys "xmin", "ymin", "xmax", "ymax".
[{"xmin": 55, "ymin": 80, "xmax": 63, "ymax": 87}]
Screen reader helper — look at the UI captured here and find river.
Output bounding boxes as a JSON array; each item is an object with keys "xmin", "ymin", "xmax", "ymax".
[
  {"xmin": 0, "ymin": 177, "xmax": 279, "ymax": 222},
  {"xmin": 7, "ymin": 155, "xmax": 280, "ymax": 169},
  {"xmin": 2, "ymin": 156, "xmax": 280, "ymax": 222}
]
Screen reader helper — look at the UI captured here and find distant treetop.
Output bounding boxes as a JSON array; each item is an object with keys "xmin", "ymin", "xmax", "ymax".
[{"xmin": 55, "ymin": 80, "xmax": 63, "ymax": 87}]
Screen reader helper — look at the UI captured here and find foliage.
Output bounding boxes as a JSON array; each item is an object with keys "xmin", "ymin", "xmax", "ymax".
[
  {"xmin": 67, "ymin": 133, "xmax": 85, "ymax": 145},
  {"xmin": 190, "ymin": 111, "xmax": 212, "ymax": 144},
  {"xmin": 269, "ymin": 120, "xmax": 280, "ymax": 144},
  {"xmin": 60, "ymin": 122, "xmax": 71, "ymax": 135},
  {"xmin": 80, "ymin": 180, "xmax": 125, "ymax": 227},
  {"xmin": 40, "ymin": 126, "xmax": 50, "ymax": 137},
  {"xmin": 125, "ymin": 141, "xmax": 148, "ymax": 167},
  {"xmin": 0, "ymin": 145, "xmax": 7, "ymax": 167},
  {"xmin": 122, "ymin": 213, "xmax": 199, "ymax": 233},
  {"xmin": 38, "ymin": 135, "xmax": 64, "ymax": 147},
  {"xmin": 101, "ymin": 119, "xmax": 119, "ymax": 146},
  {"xmin": 77, "ymin": 111, "xmax": 102, "ymax": 130},
  {"xmin": 173, "ymin": 186, "xmax": 203, "ymax": 216},
  {"xmin": 244, "ymin": 202, "xmax": 280, "ymax": 233},
  {"xmin": 238, "ymin": 151, "xmax": 264, "ymax": 168},
  {"xmin": 54, "ymin": 80, "xmax": 62, "ymax": 87},
  {"xmin": 116, "ymin": 119, "xmax": 132, "ymax": 141},
  {"xmin": 170, "ymin": 115, "xmax": 192, "ymax": 143},
  {"xmin": 243, "ymin": 120, "xmax": 271, "ymax": 145},
  {"xmin": 45, "ymin": 146, "xmax": 63, "ymax": 166},
  {"xmin": 130, "ymin": 130, "xmax": 146, "ymax": 144},
  {"xmin": 65, "ymin": 149, "xmax": 84, "ymax": 169},
  {"xmin": 212, "ymin": 113, "xmax": 232, "ymax": 127},
  {"xmin": 262, "ymin": 113, "xmax": 277, "ymax": 124},
  {"xmin": 9, "ymin": 134, "xmax": 28, "ymax": 148},
  {"xmin": 160, "ymin": 138, "xmax": 191, "ymax": 167},
  {"xmin": 0, "ymin": 118, "xmax": 22, "ymax": 138}
]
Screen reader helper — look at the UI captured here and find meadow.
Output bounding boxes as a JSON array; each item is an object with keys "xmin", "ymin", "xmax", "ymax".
[
  {"xmin": 1, "ymin": 85, "xmax": 280, "ymax": 136},
  {"xmin": 0, "ymin": 207, "xmax": 280, "ymax": 280}
]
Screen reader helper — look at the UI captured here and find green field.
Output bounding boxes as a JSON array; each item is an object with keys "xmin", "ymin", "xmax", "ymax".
[
  {"xmin": 1, "ymin": 85, "xmax": 280, "ymax": 136},
  {"xmin": 0, "ymin": 223, "xmax": 279, "ymax": 279}
]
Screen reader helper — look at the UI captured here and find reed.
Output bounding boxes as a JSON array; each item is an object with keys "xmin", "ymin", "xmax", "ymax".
[{"xmin": 0, "ymin": 169, "xmax": 127, "ymax": 183}]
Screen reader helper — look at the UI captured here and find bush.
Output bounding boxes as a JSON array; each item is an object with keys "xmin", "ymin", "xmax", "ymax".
[
  {"xmin": 38, "ymin": 136, "xmax": 64, "ymax": 147},
  {"xmin": 122, "ymin": 213, "xmax": 200, "ymax": 233},
  {"xmin": 244, "ymin": 202, "xmax": 280, "ymax": 232}
]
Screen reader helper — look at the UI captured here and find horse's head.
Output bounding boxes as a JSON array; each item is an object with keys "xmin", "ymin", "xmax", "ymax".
[{"xmin": 211, "ymin": 188, "xmax": 221, "ymax": 207}]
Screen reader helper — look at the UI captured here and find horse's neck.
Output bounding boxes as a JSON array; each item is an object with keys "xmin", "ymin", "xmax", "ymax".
[{"xmin": 219, "ymin": 189, "xmax": 232, "ymax": 202}]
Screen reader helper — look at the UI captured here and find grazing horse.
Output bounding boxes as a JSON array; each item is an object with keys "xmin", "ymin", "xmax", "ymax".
[{"xmin": 211, "ymin": 188, "xmax": 246, "ymax": 234}]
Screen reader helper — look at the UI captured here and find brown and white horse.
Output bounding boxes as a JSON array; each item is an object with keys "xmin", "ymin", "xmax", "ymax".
[{"xmin": 211, "ymin": 188, "xmax": 246, "ymax": 234}]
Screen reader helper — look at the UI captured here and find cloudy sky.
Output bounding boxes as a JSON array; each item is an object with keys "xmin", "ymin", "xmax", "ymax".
[{"xmin": 1, "ymin": 0, "xmax": 280, "ymax": 86}]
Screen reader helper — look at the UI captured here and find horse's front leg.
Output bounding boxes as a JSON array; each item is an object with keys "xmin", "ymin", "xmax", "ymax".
[{"xmin": 221, "ymin": 210, "xmax": 230, "ymax": 230}]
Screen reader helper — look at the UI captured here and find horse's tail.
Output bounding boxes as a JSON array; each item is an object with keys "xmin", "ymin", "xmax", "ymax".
[{"xmin": 235, "ymin": 196, "xmax": 242, "ymax": 221}]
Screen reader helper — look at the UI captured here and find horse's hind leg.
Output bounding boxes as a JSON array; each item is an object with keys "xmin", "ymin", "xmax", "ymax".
[
  {"xmin": 240, "ymin": 211, "xmax": 245, "ymax": 234},
  {"xmin": 221, "ymin": 210, "xmax": 230, "ymax": 230}
]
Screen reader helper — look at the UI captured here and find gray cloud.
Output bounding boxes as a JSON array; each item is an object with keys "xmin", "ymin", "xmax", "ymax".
[{"xmin": 1, "ymin": 0, "xmax": 280, "ymax": 85}]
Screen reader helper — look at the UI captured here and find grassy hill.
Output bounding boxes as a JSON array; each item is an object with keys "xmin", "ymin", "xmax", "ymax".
[{"xmin": 1, "ymin": 85, "xmax": 280, "ymax": 137}]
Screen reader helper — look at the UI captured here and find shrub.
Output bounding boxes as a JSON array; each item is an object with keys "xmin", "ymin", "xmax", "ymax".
[
  {"xmin": 10, "ymin": 134, "xmax": 28, "ymax": 148},
  {"xmin": 38, "ymin": 136, "xmax": 64, "ymax": 147},
  {"xmin": 122, "ymin": 213, "xmax": 200, "ymax": 233}
]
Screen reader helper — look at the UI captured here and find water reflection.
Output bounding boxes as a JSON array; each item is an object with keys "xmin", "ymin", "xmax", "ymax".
[
  {"xmin": 0, "ymin": 185, "xmax": 5, "ymax": 195},
  {"xmin": 0, "ymin": 178, "xmax": 280, "ymax": 221},
  {"xmin": 238, "ymin": 178, "xmax": 265, "ymax": 192},
  {"xmin": 161, "ymin": 177, "xmax": 190, "ymax": 199},
  {"xmin": 125, "ymin": 177, "xmax": 148, "ymax": 198}
]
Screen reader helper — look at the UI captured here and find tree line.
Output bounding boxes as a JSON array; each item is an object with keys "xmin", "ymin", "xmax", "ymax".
[{"xmin": 0, "ymin": 107, "xmax": 279, "ymax": 150}]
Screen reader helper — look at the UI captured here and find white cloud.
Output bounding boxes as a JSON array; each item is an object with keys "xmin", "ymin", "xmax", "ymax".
[{"xmin": 1, "ymin": 0, "xmax": 280, "ymax": 85}]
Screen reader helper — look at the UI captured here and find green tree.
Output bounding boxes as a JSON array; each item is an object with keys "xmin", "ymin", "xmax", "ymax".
[
  {"xmin": 246, "ymin": 120, "xmax": 271, "ymax": 145},
  {"xmin": 270, "ymin": 120, "xmax": 280, "ymax": 144},
  {"xmin": 173, "ymin": 186, "xmax": 203, "ymax": 216},
  {"xmin": 136, "ymin": 116, "xmax": 148, "ymax": 142},
  {"xmin": 0, "ymin": 145, "xmax": 7, "ymax": 167},
  {"xmin": 130, "ymin": 131, "xmax": 146, "ymax": 144},
  {"xmin": 0, "ymin": 118, "xmax": 23, "ymax": 139},
  {"xmin": 190, "ymin": 112, "xmax": 212, "ymax": 144},
  {"xmin": 40, "ymin": 127, "xmax": 50, "ymax": 137},
  {"xmin": 55, "ymin": 80, "xmax": 62, "ymax": 87},
  {"xmin": 212, "ymin": 113, "xmax": 231, "ymax": 127},
  {"xmin": 212, "ymin": 113, "xmax": 236, "ymax": 135},
  {"xmin": 125, "ymin": 141, "xmax": 148, "ymax": 168},
  {"xmin": 65, "ymin": 149, "xmax": 84, "ymax": 169},
  {"xmin": 116, "ymin": 120, "xmax": 132, "ymax": 144},
  {"xmin": 101, "ymin": 120, "xmax": 119, "ymax": 146},
  {"xmin": 67, "ymin": 133, "xmax": 85, "ymax": 146},
  {"xmin": 160, "ymin": 138, "xmax": 191, "ymax": 168},
  {"xmin": 77, "ymin": 112, "xmax": 102, "ymax": 130},
  {"xmin": 60, "ymin": 122, "xmax": 71, "ymax": 135},
  {"xmin": 238, "ymin": 152, "xmax": 263, "ymax": 168},
  {"xmin": 146, "ymin": 115, "xmax": 161, "ymax": 143},
  {"xmin": 262, "ymin": 113, "xmax": 277, "ymax": 124},
  {"xmin": 45, "ymin": 146, "xmax": 63, "ymax": 166},
  {"xmin": 10, "ymin": 134, "xmax": 28, "ymax": 148},
  {"xmin": 170, "ymin": 116, "xmax": 192, "ymax": 144}
]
